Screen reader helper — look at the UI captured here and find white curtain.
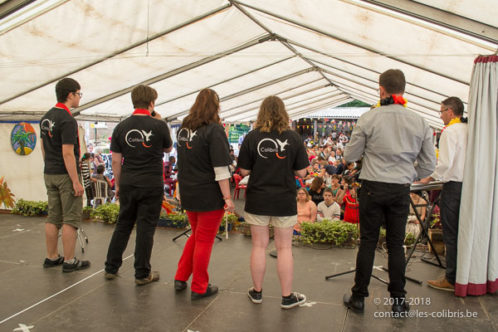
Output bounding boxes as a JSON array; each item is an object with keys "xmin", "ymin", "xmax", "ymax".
[{"xmin": 456, "ymin": 55, "xmax": 498, "ymax": 296}]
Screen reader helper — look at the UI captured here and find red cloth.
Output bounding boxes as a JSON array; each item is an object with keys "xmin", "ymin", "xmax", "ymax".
[
  {"xmin": 343, "ymin": 193, "xmax": 359, "ymax": 224},
  {"xmin": 175, "ymin": 209, "xmax": 224, "ymax": 293}
]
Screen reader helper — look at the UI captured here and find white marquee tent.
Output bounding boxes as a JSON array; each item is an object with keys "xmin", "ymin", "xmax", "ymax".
[{"xmin": 0, "ymin": 0, "xmax": 497, "ymax": 128}]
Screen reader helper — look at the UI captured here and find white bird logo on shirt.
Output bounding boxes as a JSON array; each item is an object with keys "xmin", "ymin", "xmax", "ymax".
[{"xmin": 276, "ymin": 139, "xmax": 289, "ymax": 152}]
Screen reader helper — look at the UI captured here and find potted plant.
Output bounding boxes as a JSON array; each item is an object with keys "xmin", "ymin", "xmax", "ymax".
[
  {"xmin": 299, "ymin": 220, "xmax": 360, "ymax": 247},
  {"xmin": 428, "ymin": 213, "xmax": 444, "ymax": 255},
  {"xmin": 90, "ymin": 203, "xmax": 119, "ymax": 224},
  {"xmin": 12, "ymin": 199, "xmax": 48, "ymax": 216},
  {"xmin": 0, "ymin": 176, "xmax": 15, "ymax": 213},
  {"xmin": 82, "ymin": 206, "xmax": 93, "ymax": 220}
]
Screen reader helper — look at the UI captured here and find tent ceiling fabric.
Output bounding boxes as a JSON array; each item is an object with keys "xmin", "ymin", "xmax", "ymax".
[{"xmin": 0, "ymin": 0, "xmax": 496, "ymax": 128}]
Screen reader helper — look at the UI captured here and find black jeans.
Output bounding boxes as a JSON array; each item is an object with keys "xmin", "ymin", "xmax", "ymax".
[
  {"xmin": 440, "ymin": 181, "xmax": 462, "ymax": 284},
  {"xmin": 352, "ymin": 180, "xmax": 410, "ymax": 299},
  {"xmin": 105, "ymin": 185, "xmax": 163, "ymax": 279}
]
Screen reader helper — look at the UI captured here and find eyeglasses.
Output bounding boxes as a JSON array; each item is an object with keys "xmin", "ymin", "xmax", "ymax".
[
  {"xmin": 74, "ymin": 92, "xmax": 83, "ymax": 97},
  {"xmin": 439, "ymin": 108, "xmax": 450, "ymax": 114}
]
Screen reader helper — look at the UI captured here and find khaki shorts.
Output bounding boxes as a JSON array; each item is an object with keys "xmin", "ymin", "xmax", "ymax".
[
  {"xmin": 44, "ymin": 174, "xmax": 82, "ymax": 229},
  {"xmin": 244, "ymin": 212, "xmax": 297, "ymax": 228}
]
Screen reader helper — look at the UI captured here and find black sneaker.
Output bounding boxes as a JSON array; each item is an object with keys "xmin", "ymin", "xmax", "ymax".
[
  {"xmin": 343, "ymin": 292, "xmax": 365, "ymax": 313},
  {"xmin": 62, "ymin": 258, "xmax": 90, "ymax": 273},
  {"xmin": 191, "ymin": 284, "xmax": 218, "ymax": 300},
  {"xmin": 43, "ymin": 256, "xmax": 64, "ymax": 268},
  {"xmin": 248, "ymin": 287, "xmax": 263, "ymax": 304},
  {"xmin": 281, "ymin": 292, "xmax": 306, "ymax": 309},
  {"xmin": 174, "ymin": 280, "xmax": 187, "ymax": 291},
  {"xmin": 392, "ymin": 298, "xmax": 410, "ymax": 318},
  {"xmin": 135, "ymin": 271, "xmax": 160, "ymax": 286}
]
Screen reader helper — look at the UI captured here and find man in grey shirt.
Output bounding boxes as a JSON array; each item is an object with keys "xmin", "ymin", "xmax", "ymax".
[{"xmin": 342, "ymin": 69, "xmax": 436, "ymax": 316}]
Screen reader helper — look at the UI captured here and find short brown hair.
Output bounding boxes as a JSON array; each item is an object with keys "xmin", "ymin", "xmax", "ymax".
[
  {"xmin": 131, "ymin": 85, "xmax": 158, "ymax": 109},
  {"xmin": 379, "ymin": 69, "xmax": 405, "ymax": 94},
  {"xmin": 182, "ymin": 88, "xmax": 220, "ymax": 130},
  {"xmin": 442, "ymin": 97, "xmax": 464, "ymax": 116},
  {"xmin": 255, "ymin": 96, "xmax": 290, "ymax": 134},
  {"xmin": 310, "ymin": 176, "xmax": 324, "ymax": 191}
]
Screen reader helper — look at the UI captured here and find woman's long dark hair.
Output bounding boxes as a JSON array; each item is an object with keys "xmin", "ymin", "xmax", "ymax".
[{"xmin": 181, "ymin": 88, "xmax": 220, "ymax": 130}]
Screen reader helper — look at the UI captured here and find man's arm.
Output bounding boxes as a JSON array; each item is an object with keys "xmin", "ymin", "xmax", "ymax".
[
  {"xmin": 240, "ymin": 168, "xmax": 251, "ymax": 177},
  {"xmin": 40, "ymin": 139, "xmax": 45, "ymax": 160},
  {"xmin": 344, "ymin": 124, "xmax": 365, "ymax": 162},
  {"xmin": 415, "ymin": 125, "xmax": 437, "ymax": 180},
  {"xmin": 295, "ymin": 168, "xmax": 307, "ymax": 178},
  {"xmin": 62, "ymin": 144, "xmax": 84, "ymax": 197},
  {"xmin": 111, "ymin": 152, "xmax": 122, "ymax": 200}
]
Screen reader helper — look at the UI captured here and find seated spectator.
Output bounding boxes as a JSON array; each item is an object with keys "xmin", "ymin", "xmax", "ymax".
[
  {"xmin": 406, "ymin": 192, "xmax": 427, "ymax": 238},
  {"xmin": 343, "ymin": 162, "xmax": 356, "ymax": 177},
  {"xmin": 317, "ymin": 188, "xmax": 341, "ymax": 221},
  {"xmin": 164, "ymin": 156, "xmax": 177, "ymax": 196},
  {"xmin": 329, "ymin": 174, "xmax": 343, "ymax": 202},
  {"xmin": 343, "ymin": 183, "xmax": 360, "ymax": 224},
  {"xmin": 81, "ymin": 153, "xmax": 94, "ymax": 207},
  {"xmin": 91, "ymin": 164, "xmax": 114, "ymax": 202},
  {"xmin": 308, "ymin": 176, "xmax": 325, "ymax": 206},
  {"xmin": 295, "ymin": 188, "xmax": 317, "ymax": 234}
]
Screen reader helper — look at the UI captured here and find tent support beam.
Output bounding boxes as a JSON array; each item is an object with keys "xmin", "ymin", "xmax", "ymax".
[
  {"xmin": 234, "ymin": 0, "xmax": 469, "ymax": 86},
  {"xmin": 155, "ymin": 55, "xmax": 297, "ymax": 107},
  {"xmin": 287, "ymin": 97, "xmax": 353, "ymax": 118},
  {"xmin": 226, "ymin": 88, "xmax": 343, "ymax": 120},
  {"xmin": 73, "ymin": 34, "xmax": 274, "ymax": 116},
  {"xmin": 219, "ymin": 78, "xmax": 326, "ymax": 115},
  {"xmin": 231, "ymin": 0, "xmax": 340, "ymax": 91},
  {"xmin": 351, "ymin": 0, "xmax": 498, "ymax": 46},
  {"xmin": 337, "ymin": 85, "xmax": 442, "ymax": 122},
  {"xmin": 166, "ymin": 67, "xmax": 316, "ymax": 120},
  {"xmin": 0, "ymin": 3, "xmax": 232, "ymax": 106},
  {"xmin": 286, "ymin": 39, "xmax": 452, "ymax": 99},
  {"xmin": 315, "ymin": 61, "xmax": 441, "ymax": 106}
]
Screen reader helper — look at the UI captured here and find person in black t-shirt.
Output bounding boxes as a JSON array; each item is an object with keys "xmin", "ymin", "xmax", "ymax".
[
  {"xmin": 174, "ymin": 88, "xmax": 234, "ymax": 300},
  {"xmin": 104, "ymin": 85, "xmax": 172, "ymax": 285},
  {"xmin": 308, "ymin": 176, "xmax": 325, "ymax": 206},
  {"xmin": 238, "ymin": 96, "xmax": 309, "ymax": 309},
  {"xmin": 40, "ymin": 77, "xmax": 90, "ymax": 272}
]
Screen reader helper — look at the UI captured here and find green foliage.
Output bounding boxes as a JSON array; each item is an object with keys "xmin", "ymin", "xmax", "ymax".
[
  {"xmin": 404, "ymin": 232, "xmax": 416, "ymax": 246},
  {"xmin": 220, "ymin": 213, "xmax": 238, "ymax": 227},
  {"xmin": 336, "ymin": 99, "xmax": 371, "ymax": 108},
  {"xmin": 0, "ymin": 176, "xmax": 16, "ymax": 209},
  {"xmin": 91, "ymin": 203, "xmax": 119, "ymax": 224},
  {"xmin": 158, "ymin": 212, "xmax": 188, "ymax": 228},
  {"xmin": 300, "ymin": 220, "xmax": 359, "ymax": 247},
  {"xmin": 12, "ymin": 199, "xmax": 48, "ymax": 216}
]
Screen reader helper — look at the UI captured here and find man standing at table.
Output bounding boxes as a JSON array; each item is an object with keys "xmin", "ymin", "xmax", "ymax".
[
  {"xmin": 343, "ymin": 69, "xmax": 436, "ymax": 315},
  {"xmin": 419, "ymin": 97, "xmax": 467, "ymax": 292}
]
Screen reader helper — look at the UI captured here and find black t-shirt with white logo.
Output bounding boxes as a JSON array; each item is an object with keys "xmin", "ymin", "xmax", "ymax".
[
  {"xmin": 237, "ymin": 128, "xmax": 309, "ymax": 216},
  {"xmin": 177, "ymin": 123, "xmax": 232, "ymax": 212},
  {"xmin": 40, "ymin": 107, "xmax": 80, "ymax": 174},
  {"xmin": 110, "ymin": 115, "xmax": 172, "ymax": 188}
]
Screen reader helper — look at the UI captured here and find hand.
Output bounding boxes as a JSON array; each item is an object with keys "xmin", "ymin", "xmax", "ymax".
[
  {"xmin": 415, "ymin": 177, "xmax": 431, "ymax": 185},
  {"xmin": 114, "ymin": 187, "xmax": 120, "ymax": 200},
  {"xmin": 152, "ymin": 110, "xmax": 162, "ymax": 120},
  {"xmin": 224, "ymin": 198, "xmax": 235, "ymax": 212},
  {"xmin": 73, "ymin": 181, "xmax": 84, "ymax": 197}
]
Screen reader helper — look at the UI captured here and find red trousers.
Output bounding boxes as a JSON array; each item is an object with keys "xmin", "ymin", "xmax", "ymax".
[{"xmin": 175, "ymin": 209, "xmax": 224, "ymax": 293}]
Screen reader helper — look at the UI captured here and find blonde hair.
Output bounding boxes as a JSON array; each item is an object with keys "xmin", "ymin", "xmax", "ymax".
[
  {"xmin": 297, "ymin": 188, "xmax": 311, "ymax": 202},
  {"xmin": 255, "ymin": 96, "xmax": 290, "ymax": 134}
]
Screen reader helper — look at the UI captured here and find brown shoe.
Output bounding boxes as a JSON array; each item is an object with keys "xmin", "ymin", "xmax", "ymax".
[
  {"xmin": 135, "ymin": 271, "xmax": 160, "ymax": 286},
  {"xmin": 427, "ymin": 277, "xmax": 454, "ymax": 292}
]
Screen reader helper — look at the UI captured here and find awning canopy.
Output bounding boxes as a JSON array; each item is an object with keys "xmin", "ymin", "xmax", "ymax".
[{"xmin": 0, "ymin": 0, "xmax": 496, "ymax": 128}]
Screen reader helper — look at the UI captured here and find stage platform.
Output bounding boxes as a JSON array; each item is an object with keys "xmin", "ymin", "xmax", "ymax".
[{"xmin": 0, "ymin": 212, "xmax": 496, "ymax": 332}]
